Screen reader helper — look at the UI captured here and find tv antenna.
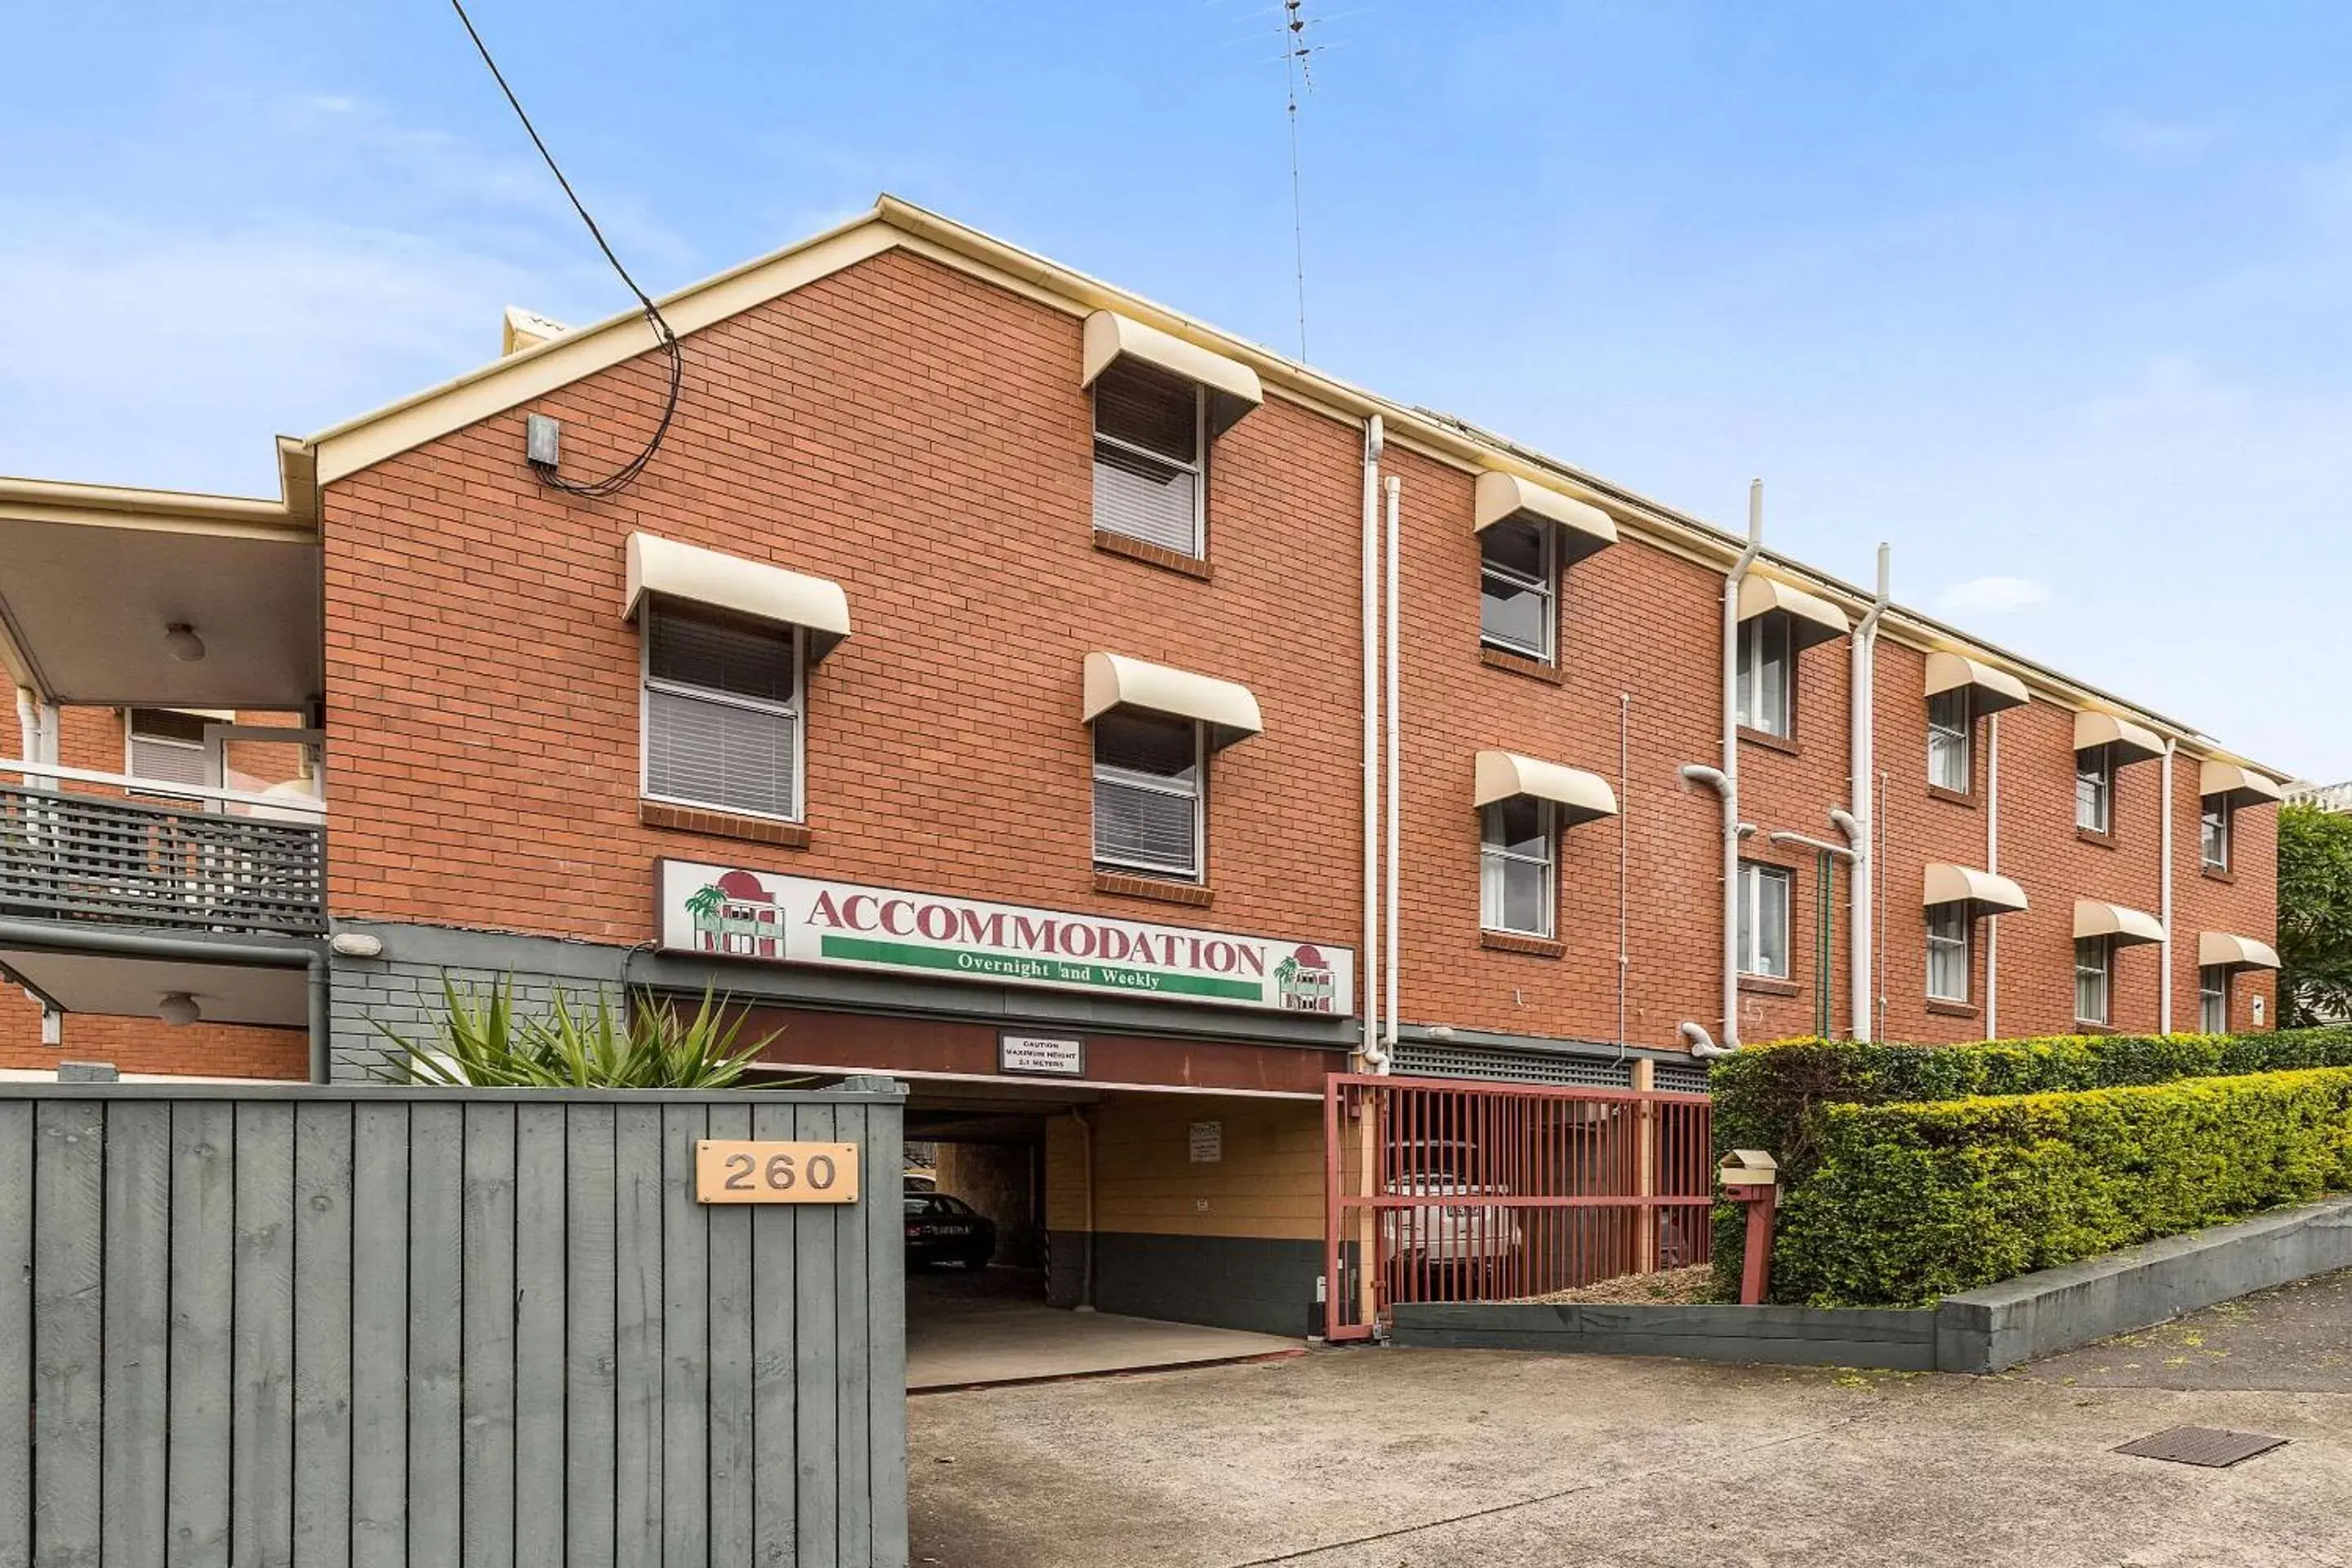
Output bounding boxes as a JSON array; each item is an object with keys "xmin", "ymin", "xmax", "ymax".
[{"xmin": 1281, "ymin": 0, "xmax": 1330, "ymax": 363}]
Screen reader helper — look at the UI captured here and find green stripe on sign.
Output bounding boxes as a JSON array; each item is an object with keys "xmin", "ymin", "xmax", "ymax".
[{"xmin": 817, "ymin": 935, "xmax": 1265, "ymax": 1001}]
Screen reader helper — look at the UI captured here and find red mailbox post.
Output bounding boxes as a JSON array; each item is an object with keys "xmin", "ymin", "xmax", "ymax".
[{"xmin": 1718, "ymin": 1149, "xmax": 1780, "ymax": 1306}]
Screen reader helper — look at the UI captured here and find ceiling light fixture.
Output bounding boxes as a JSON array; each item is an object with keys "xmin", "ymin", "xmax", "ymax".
[
  {"xmin": 157, "ymin": 991, "xmax": 201, "ymax": 1027},
  {"xmin": 163, "ymin": 623, "xmax": 207, "ymax": 663}
]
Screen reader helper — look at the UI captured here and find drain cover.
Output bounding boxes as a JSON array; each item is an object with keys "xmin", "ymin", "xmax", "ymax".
[{"xmin": 2114, "ymin": 1426, "xmax": 2288, "ymax": 1468}]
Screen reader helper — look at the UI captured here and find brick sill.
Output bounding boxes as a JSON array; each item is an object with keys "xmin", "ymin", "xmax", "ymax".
[
  {"xmin": 2077, "ymin": 827, "xmax": 2118, "ymax": 849},
  {"xmin": 1094, "ymin": 529, "xmax": 1213, "ymax": 581},
  {"xmin": 1094, "ymin": 871, "xmax": 1213, "ymax": 908},
  {"xmin": 1926, "ymin": 999, "xmax": 1980, "ymax": 1019},
  {"xmin": 1481, "ymin": 929, "xmax": 1565, "ymax": 958},
  {"xmin": 640, "ymin": 800, "xmax": 809, "ymax": 849},
  {"xmin": 1738, "ymin": 726, "xmax": 1801, "ymax": 757},
  {"xmin": 1927, "ymin": 784, "xmax": 1976, "ymax": 808},
  {"xmin": 1737, "ymin": 973, "xmax": 1801, "ymax": 998},
  {"xmin": 2202, "ymin": 865, "xmax": 2237, "ymax": 884},
  {"xmin": 2072, "ymin": 1020, "xmax": 2120, "ymax": 1036},
  {"xmin": 1478, "ymin": 646, "xmax": 1567, "ymax": 686}
]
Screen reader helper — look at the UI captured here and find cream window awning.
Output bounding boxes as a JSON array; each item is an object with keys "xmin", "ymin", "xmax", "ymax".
[
  {"xmin": 2198, "ymin": 932, "xmax": 2281, "ymax": 972},
  {"xmin": 625, "ymin": 532, "xmax": 852, "ymax": 661},
  {"xmin": 1082, "ymin": 651, "xmax": 1263, "ymax": 751},
  {"xmin": 2199, "ymin": 760, "xmax": 2285, "ymax": 809},
  {"xmin": 1472, "ymin": 751, "xmax": 1619, "ymax": 826},
  {"xmin": 2074, "ymin": 899, "xmax": 2164, "ymax": 948},
  {"xmin": 1738, "ymin": 573, "xmax": 1850, "ymax": 649},
  {"xmin": 1081, "ymin": 310, "xmax": 1263, "ymax": 436},
  {"xmin": 1924, "ymin": 652, "xmax": 2029, "ymax": 715},
  {"xmin": 1923, "ymin": 863, "xmax": 2029, "ymax": 916},
  {"xmin": 2074, "ymin": 711, "xmax": 2164, "ymax": 767},
  {"xmin": 1472, "ymin": 472, "xmax": 1618, "ymax": 561}
]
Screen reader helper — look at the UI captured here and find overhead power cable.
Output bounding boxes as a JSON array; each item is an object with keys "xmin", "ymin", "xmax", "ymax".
[{"xmin": 449, "ymin": 0, "xmax": 682, "ymax": 499}]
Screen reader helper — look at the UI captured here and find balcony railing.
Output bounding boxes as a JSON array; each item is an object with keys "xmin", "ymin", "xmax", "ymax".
[{"xmin": 0, "ymin": 768, "xmax": 325, "ymax": 938}]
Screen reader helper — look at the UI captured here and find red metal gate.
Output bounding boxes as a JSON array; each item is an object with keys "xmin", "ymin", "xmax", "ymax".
[{"xmin": 1321, "ymin": 1072, "xmax": 1713, "ymax": 1341}]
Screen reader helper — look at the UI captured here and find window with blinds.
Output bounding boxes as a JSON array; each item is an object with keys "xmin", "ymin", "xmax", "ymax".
[
  {"xmin": 2076, "ymin": 745, "xmax": 2113, "ymax": 833},
  {"xmin": 1926, "ymin": 902, "xmax": 1970, "ymax": 1002},
  {"xmin": 127, "ymin": 708, "xmax": 212, "ymax": 789},
  {"xmin": 642, "ymin": 601, "xmax": 802, "ymax": 821},
  {"xmin": 1479, "ymin": 796, "xmax": 1556, "ymax": 937},
  {"xmin": 1091, "ymin": 710, "xmax": 1200, "ymax": 880},
  {"xmin": 1927, "ymin": 688, "xmax": 1971, "ymax": 792},
  {"xmin": 2074, "ymin": 936, "xmax": 2111, "ymax": 1024},
  {"xmin": 1480, "ymin": 517, "xmax": 1556, "ymax": 662},
  {"xmin": 1735, "ymin": 614, "xmax": 1793, "ymax": 737},
  {"xmin": 1092, "ymin": 359, "xmax": 1203, "ymax": 557}
]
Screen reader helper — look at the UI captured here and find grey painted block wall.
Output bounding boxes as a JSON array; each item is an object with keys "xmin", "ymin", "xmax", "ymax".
[{"xmin": 330, "ymin": 959, "xmax": 614, "ymax": 1080}]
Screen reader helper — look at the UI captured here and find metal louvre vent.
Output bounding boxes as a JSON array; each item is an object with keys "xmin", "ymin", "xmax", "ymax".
[
  {"xmin": 1652, "ymin": 1062, "xmax": 1713, "ymax": 1095},
  {"xmin": 1389, "ymin": 1043, "xmax": 1634, "ymax": 1089}
]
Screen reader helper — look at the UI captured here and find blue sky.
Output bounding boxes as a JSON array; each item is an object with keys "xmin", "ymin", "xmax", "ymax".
[{"xmin": 6, "ymin": 2, "xmax": 2350, "ymax": 776}]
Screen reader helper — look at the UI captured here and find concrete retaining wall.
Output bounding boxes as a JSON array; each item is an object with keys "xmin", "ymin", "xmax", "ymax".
[
  {"xmin": 1937, "ymin": 1195, "xmax": 2352, "ymax": 1371},
  {"xmin": 1392, "ymin": 1196, "xmax": 2352, "ymax": 1374}
]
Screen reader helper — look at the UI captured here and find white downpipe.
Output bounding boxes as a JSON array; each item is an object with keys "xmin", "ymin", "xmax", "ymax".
[
  {"xmin": 2159, "ymin": 741, "xmax": 2175, "ymax": 1034},
  {"xmin": 1358, "ymin": 416, "xmax": 1386, "ymax": 1070},
  {"xmin": 1718, "ymin": 481, "xmax": 1767, "ymax": 1050},
  {"xmin": 1847, "ymin": 545, "xmax": 1891, "ymax": 1040},
  {"xmin": 1985, "ymin": 713, "xmax": 2001, "ymax": 1040},
  {"xmin": 13, "ymin": 688, "xmax": 38, "ymax": 787},
  {"xmin": 1383, "ymin": 476, "xmax": 1402, "ymax": 1058}
]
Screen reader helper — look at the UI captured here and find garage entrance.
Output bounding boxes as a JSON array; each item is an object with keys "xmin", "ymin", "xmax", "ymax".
[{"xmin": 889, "ymin": 1075, "xmax": 1318, "ymax": 1387}]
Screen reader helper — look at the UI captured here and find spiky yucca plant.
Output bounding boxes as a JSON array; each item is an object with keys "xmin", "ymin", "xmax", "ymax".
[{"xmin": 373, "ymin": 977, "xmax": 774, "ymax": 1088}]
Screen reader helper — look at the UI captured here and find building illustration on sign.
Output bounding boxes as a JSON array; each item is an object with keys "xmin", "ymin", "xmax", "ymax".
[
  {"xmin": 658, "ymin": 862, "xmax": 1356, "ymax": 1018},
  {"xmin": 684, "ymin": 870, "xmax": 786, "ymax": 958},
  {"xmin": 1274, "ymin": 946, "xmax": 1335, "ymax": 1012}
]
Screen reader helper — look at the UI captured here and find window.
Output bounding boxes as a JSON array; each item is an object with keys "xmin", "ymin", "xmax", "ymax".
[
  {"xmin": 2075, "ymin": 745, "xmax": 2113, "ymax": 834},
  {"xmin": 1735, "ymin": 615, "xmax": 1793, "ymax": 737},
  {"xmin": 2199, "ymin": 966, "xmax": 2229, "ymax": 1033},
  {"xmin": 641, "ymin": 600, "xmax": 803, "ymax": 821},
  {"xmin": 1927, "ymin": 689, "xmax": 1972, "ymax": 792},
  {"xmin": 1927, "ymin": 903, "xmax": 1971, "ymax": 1002},
  {"xmin": 2074, "ymin": 937, "xmax": 2112, "ymax": 1025},
  {"xmin": 1092, "ymin": 710, "xmax": 1203, "ymax": 880},
  {"xmin": 126, "ymin": 708, "xmax": 212, "ymax": 790},
  {"xmin": 2201, "ymin": 795, "xmax": 2231, "ymax": 871},
  {"xmin": 1092, "ymin": 359, "xmax": 1205, "ymax": 557},
  {"xmin": 1480, "ymin": 797, "xmax": 1557, "ymax": 937},
  {"xmin": 1479, "ymin": 517, "xmax": 1557, "ymax": 662},
  {"xmin": 1737, "ymin": 862, "xmax": 1793, "ymax": 979}
]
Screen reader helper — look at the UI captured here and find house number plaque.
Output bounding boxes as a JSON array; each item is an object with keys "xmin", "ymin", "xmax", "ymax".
[{"xmin": 693, "ymin": 1140, "xmax": 862, "ymax": 1205}]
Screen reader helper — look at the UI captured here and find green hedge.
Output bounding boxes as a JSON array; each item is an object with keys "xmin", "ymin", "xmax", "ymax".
[
  {"xmin": 1707, "ymin": 1027, "xmax": 2352, "ymax": 1302},
  {"xmin": 1769, "ymin": 1067, "xmax": 2352, "ymax": 1306}
]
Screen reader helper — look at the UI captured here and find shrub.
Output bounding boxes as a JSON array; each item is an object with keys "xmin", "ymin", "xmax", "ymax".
[
  {"xmin": 373, "ymin": 977, "xmax": 775, "ymax": 1089},
  {"xmin": 1770, "ymin": 1067, "xmax": 2352, "ymax": 1306},
  {"xmin": 1707, "ymin": 1026, "xmax": 2352, "ymax": 1301}
]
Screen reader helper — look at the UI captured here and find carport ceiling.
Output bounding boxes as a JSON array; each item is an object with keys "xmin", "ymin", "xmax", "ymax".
[
  {"xmin": 0, "ymin": 517, "xmax": 321, "ymax": 708},
  {"xmin": 0, "ymin": 949, "xmax": 306, "ymax": 1027}
]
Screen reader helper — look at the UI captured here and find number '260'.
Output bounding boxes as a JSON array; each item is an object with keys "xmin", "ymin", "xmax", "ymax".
[{"xmin": 722, "ymin": 1150, "xmax": 839, "ymax": 1192}]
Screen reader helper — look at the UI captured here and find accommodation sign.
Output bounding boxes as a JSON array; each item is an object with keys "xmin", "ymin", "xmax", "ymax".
[{"xmin": 657, "ymin": 861, "xmax": 1353, "ymax": 1016}]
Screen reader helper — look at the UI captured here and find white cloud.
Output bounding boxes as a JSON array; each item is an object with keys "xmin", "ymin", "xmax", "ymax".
[
  {"xmin": 2094, "ymin": 113, "xmax": 2225, "ymax": 163},
  {"xmin": 0, "ymin": 210, "xmax": 558, "ymax": 493},
  {"xmin": 1931, "ymin": 575, "xmax": 2050, "ymax": 617}
]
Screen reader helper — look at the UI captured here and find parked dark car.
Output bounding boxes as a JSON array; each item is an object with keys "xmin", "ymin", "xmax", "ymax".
[{"xmin": 904, "ymin": 1192, "xmax": 996, "ymax": 1269}]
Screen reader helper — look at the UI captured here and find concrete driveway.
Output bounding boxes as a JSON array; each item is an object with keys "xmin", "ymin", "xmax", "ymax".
[
  {"xmin": 907, "ymin": 1265, "xmax": 1303, "ymax": 1391},
  {"xmin": 910, "ymin": 1272, "xmax": 2352, "ymax": 1566}
]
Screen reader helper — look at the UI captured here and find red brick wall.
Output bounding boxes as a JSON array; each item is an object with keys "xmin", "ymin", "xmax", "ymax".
[{"xmin": 315, "ymin": 242, "xmax": 2277, "ymax": 1054}]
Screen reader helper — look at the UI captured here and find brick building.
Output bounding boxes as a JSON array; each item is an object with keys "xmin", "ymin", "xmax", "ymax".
[{"xmin": 0, "ymin": 198, "xmax": 2283, "ymax": 1332}]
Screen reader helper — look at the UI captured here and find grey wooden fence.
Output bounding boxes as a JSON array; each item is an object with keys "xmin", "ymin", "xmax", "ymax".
[{"xmin": 0, "ymin": 1080, "xmax": 907, "ymax": 1568}]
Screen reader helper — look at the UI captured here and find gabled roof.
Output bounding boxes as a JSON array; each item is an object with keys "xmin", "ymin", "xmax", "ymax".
[{"xmin": 53, "ymin": 194, "xmax": 2265, "ymax": 769}]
